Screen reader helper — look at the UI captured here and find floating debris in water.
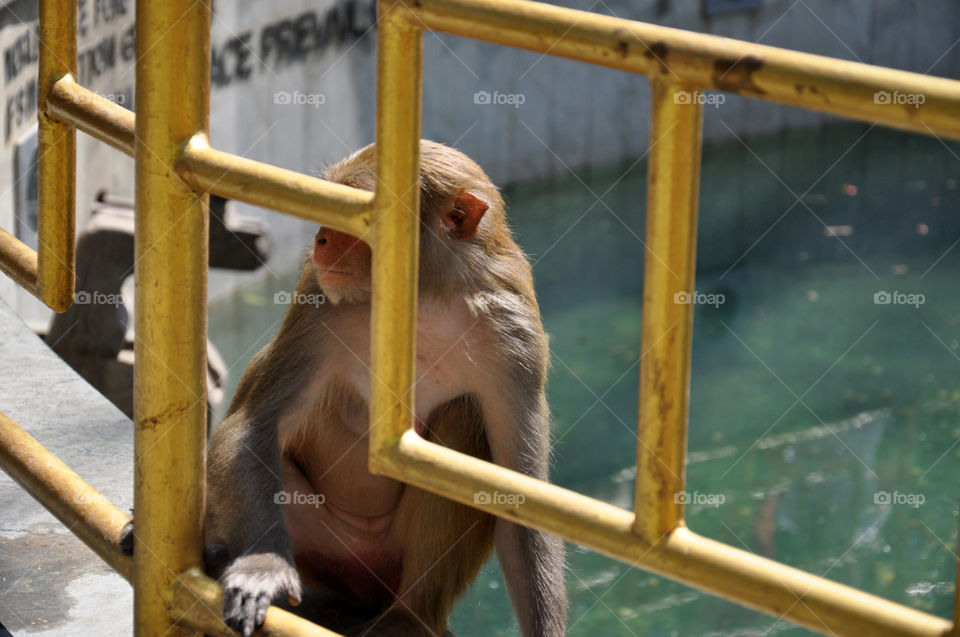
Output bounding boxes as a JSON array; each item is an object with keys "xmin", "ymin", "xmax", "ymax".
[
  {"xmin": 917, "ymin": 223, "xmax": 929, "ymax": 235},
  {"xmin": 905, "ymin": 581, "xmax": 954, "ymax": 597},
  {"xmin": 782, "ymin": 446, "xmax": 795, "ymax": 463},
  {"xmin": 824, "ymin": 225, "xmax": 853, "ymax": 237},
  {"xmin": 575, "ymin": 567, "xmax": 620, "ymax": 590},
  {"xmin": 842, "ymin": 183, "xmax": 858, "ymax": 196},
  {"xmin": 242, "ymin": 292, "xmax": 267, "ymax": 307}
]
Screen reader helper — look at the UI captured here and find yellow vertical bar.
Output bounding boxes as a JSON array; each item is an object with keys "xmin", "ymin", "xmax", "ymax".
[
  {"xmin": 368, "ymin": 2, "xmax": 423, "ymax": 465},
  {"xmin": 133, "ymin": 0, "xmax": 210, "ymax": 634},
  {"xmin": 37, "ymin": 0, "xmax": 76, "ymax": 311},
  {"xmin": 634, "ymin": 79, "xmax": 703, "ymax": 542}
]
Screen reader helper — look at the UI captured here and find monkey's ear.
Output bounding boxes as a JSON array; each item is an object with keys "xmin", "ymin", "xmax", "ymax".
[{"xmin": 443, "ymin": 191, "xmax": 488, "ymax": 241}]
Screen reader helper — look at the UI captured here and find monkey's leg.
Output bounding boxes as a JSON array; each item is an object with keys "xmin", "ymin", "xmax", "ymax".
[{"xmin": 357, "ymin": 397, "xmax": 497, "ymax": 637}]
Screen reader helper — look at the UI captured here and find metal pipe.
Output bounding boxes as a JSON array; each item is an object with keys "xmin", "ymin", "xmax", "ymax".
[
  {"xmin": 48, "ymin": 78, "xmax": 136, "ymax": 156},
  {"xmin": 403, "ymin": 0, "xmax": 960, "ymax": 141},
  {"xmin": 36, "ymin": 0, "xmax": 77, "ymax": 311},
  {"xmin": 178, "ymin": 136, "xmax": 373, "ymax": 238},
  {"xmin": 634, "ymin": 79, "xmax": 702, "ymax": 541},
  {"xmin": 0, "ymin": 227, "xmax": 39, "ymax": 296},
  {"xmin": 383, "ymin": 432, "xmax": 953, "ymax": 637},
  {"xmin": 0, "ymin": 411, "xmax": 131, "ymax": 580},
  {"xmin": 368, "ymin": 5, "xmax": 424, "ymax": 460},
  {"xmin": 43, "ymin": 83, "xmax": 372, "ymax": 237},
  {"xmin": 133, "ymin": 0, "xmax": 211, "ymax": 634}
]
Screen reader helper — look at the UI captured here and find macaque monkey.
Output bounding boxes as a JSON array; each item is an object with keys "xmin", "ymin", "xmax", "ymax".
[{"xmin": 125, "ymin": 140, "xmax": 566, "ymax": 636}]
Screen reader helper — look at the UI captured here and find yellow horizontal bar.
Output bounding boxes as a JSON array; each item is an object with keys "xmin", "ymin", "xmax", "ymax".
[
  {"xmin": 170, "ymin": 569, "xmax": 343, "ymax": 636},
  {"xmin": 0, "ymin": 410, "xmax": 132, "ymax": 580},
  {"xmin": 373, "ymin": 432, "xmax": 953, "ymax": 637},
  {"xmin": 47, "ymin": 77, "xmax": 135, "ymax": 156},
  {"xmin": 178, "ymin": 136, "xmax": 373, "ymax": 237},
  {"xmin": 403, "ymin": 0, "xmax": 960, "ymax": 141},
  {"xmin": 0, "ymin": 227, "xmax": 39, "ymax": 296},
  {"xmin": 0, "ymin": 413, "xmax": 347, "ymax": 635},
  {"xmin": 43, "ymin": 86, "xmax": 372, "ymax": 236}
]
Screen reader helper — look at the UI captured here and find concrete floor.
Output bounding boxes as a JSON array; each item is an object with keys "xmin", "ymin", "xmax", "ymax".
[{"xmin": 0, "ymin": 297, "xmax": 132, "ymax": 636}]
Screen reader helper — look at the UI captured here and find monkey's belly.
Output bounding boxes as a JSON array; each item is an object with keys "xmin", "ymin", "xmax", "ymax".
[
  {"xmin": 290, "ymin": 516, "xmax": 403, "ymax": 611},
  {"xmin": 281, "ymin": 454, "xmax": 405, "ymax": 609}
]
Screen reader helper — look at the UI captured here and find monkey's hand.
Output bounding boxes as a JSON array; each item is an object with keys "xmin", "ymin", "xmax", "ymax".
[{"xmin": 221, "ymin": 553, "xmax": 302, "ymax": 637}]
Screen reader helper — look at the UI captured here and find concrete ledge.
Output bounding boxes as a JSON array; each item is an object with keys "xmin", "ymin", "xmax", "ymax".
[{"xmin": 0, "ymin": 296, "xmax": 132, "ymax": 636}]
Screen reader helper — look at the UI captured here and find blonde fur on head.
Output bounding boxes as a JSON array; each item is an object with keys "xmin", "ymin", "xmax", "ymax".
[{"xmin": 319, "ymin": 140, "xmax": 535, "ymax": 306}]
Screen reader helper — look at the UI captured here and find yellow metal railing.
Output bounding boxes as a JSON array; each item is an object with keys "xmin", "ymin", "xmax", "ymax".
[{"xmin": 0, "ymin": 0, "xmax": 957, "ymax": 635}]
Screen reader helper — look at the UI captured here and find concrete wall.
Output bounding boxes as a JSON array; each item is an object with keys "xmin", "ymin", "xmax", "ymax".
[{"xmin": 1, "ymin": 0, "xmax": 959, "ymax": 323}]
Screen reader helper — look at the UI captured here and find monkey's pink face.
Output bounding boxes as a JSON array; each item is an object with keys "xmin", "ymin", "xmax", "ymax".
[{"xmin": 312, "ymin": 227, "xmax": 372, "ymax": 304}]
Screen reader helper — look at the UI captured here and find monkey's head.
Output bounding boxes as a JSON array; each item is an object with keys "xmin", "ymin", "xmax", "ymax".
[{"xmin": 314, "ymin": 140, "xmax": 509, "ymax": 305}]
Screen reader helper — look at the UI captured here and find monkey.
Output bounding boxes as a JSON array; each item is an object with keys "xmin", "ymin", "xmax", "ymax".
[{"xmin": 124, "ymin": 140, "xmax": 567, "ymax": 636}]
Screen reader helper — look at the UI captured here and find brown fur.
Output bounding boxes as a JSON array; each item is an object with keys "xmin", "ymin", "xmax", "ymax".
[{"xmin": 198, "ymin": 140, "xmax": 566, "ymax": 636}]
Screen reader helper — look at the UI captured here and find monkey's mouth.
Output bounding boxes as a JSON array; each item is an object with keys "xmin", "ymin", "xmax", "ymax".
[{"xmin": 319, "ymin": 268, "xmax": 359, "ymax": 283}]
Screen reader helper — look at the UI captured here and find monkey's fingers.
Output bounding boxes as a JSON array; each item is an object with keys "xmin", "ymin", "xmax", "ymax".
[
  {"xmin": 254, "ymin": 592, "xmax": 271, "ymax": 629},
  {"xmin": 233, "ymin": 591, "xmax": 266, "ymax": 637},
  {"xmin": 223, "ymin": 587, "xmax": 247, "ymax": 635},
  {"xmin": 288, "ymin": 594, "xmax": 301, "ymax": 607}
]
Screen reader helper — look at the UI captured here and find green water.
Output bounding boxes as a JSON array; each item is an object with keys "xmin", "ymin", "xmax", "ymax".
[{"xmin": 209, "ymin": 123, "xmax": 960, "ymax": 636}]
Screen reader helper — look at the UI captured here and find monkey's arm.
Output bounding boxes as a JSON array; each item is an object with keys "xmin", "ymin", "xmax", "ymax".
[
  {"xmin": 205, "ymin": 326, "xmax": 321, "ymax": 636},
  {"xmin": 479, "ymin": 309, "xmax": 567, "ymax": 637},
  {"xmin": 205, "ymin": 406, "xmax": 302, "ymax": 637}
]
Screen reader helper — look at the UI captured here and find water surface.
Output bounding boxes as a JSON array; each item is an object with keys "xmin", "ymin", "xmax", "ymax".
[{"xmin": 210, "ymin": 123, "xmax": 960, "ymax": 636}]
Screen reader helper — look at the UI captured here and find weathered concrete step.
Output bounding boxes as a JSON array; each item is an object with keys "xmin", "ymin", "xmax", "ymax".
[{"xmin": 0, "ymin": 297, "xmax": 132, "ymax": 636}]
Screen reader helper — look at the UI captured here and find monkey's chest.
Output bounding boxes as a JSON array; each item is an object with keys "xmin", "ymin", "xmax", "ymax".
[{"xmin": 312, "ymin": 298, "xmax": 490, "ymax": 430}]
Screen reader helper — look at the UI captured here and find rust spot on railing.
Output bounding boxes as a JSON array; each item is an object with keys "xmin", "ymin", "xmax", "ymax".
[{"xmin": 713, "ymin": 55, "xmax": 765, "ymax": 95}]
